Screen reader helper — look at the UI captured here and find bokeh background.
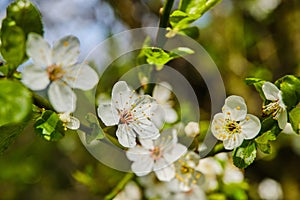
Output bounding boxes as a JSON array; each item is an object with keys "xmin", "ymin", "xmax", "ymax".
[{"xmin": 0, "ymin": 0, "xmax": 300, "ymax": 199}]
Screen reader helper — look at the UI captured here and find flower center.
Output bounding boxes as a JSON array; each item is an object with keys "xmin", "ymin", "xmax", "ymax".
[
  {"xmin": 151, "ymin": 146, "xmax": 162, "ymax": 160},
  {"xmin": 119, "ymin": 110, "xmax": 134, "ymax": 124},
  {"xmin": 263, "ymin": 101, "xmax": 281, "ymax": 119},
  {"xmin": 47, "ymin": 64, "xmax": 65, "ymax": 81},
  {"xmin": 225, "ymin": 120, "xmax": 240, "ymax": 134},
  {"xmin": 180, "ymin": 164, "xmax": 193, "ymax": 174}
]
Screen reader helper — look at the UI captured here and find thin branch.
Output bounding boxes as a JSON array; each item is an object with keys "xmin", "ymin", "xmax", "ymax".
[{"xmin": 104, "ymin": 173, "xmax": 135, "ymax": 200}]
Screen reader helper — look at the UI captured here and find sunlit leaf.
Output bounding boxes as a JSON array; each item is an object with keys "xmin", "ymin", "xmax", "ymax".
[
  {"xmin": 289, "ymin": 107, "xmax": 300, "ymax": 134},
  {"xmin": 0, "ymin": 79, "xmax": 32, "ymax": 126},
  {"xmin": 233, "ymin": 141, "xmax": 256, "ymax": 169},
  {"xmin": 255, "ymin": 126, "xmax": 279, "ymax": 154},
  {"xmin": 35, "ymin": 110, "xmax": 65, "ymax": 141},
  {"xmin": 245, "ymin": 77, "xmax": 266, "ymax": 100}
]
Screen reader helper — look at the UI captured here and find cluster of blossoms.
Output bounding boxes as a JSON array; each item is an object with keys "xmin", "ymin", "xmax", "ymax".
[{"xmin": 20, "ymin": 33, "xmax": 290, "ymax": 199}]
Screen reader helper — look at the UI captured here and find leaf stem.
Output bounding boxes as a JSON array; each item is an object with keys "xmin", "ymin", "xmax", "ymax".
[{"xmin": 104, "ymin": 173, "xmax": 135, "ymax": 200}]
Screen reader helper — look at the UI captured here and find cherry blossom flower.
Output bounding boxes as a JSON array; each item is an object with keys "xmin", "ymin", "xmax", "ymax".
[
  {"xmin": 22, "ymin": 33, "xmax": 99, "ymax": 113},
  {"xmin": 262, "ymin": 82, "xmax": 287, "ymax": 129},
  {"xmin": 172, "ymin": 185, "xmax": 207, "ymax": 200},
  {"xmin": 197, "ymin": 157, "xmax": 223, "ymax": 191},
  {"xmin": 173, "ymin": 151, "xmax": 204, "ymax": 191},
  {"xmin": 97, "ymin": 81, "xmax": 162, "ymax": 147},
  {"xmin": 153, "ymin": 82, "xmax": 178, "ymax": 124},
  {"xmin": 211, "ymin": 95, "xmax": 261, "ymax": 150},
  {"xmin": 184, "ymin": 122, "xmax": 200, "ymax": 137},
  {"xmin": 126, "ymin": 129, "xmax": 187, "ymax": 181},
  {"xmin": 58, "ymin": 112, "xmax": 80, "ymax": 130}
]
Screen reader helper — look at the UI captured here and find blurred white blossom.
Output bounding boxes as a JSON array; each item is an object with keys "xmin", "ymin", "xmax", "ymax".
[
  {"xmin": 258, "ymin": 178, "xmax": 283, "ymax": 200},
  {"xmin": 58, "ymin": 112, "xmax": 80, "ymax": 130},
  {"xmin": 113, "ymin": 181, "xmax": 141, "ymax": 200}
]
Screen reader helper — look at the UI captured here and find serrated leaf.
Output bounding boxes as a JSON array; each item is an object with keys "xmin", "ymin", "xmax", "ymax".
[
  {"xmin": 0, "ymin": 0, "xmax": 43, "ymax": 67},
  {"xmin": 35, "ymin": 110, "xmax": 65, "ymax": 141},
  {"xmin": 0, "ymin": 80, "xmax": 32, "ymax": 126},
  {"xmin": 0, "ymin": 122, "xmax": 27, "ymax": 154},
  {"xmin": 84, "ymin": 113, "xmax": 104, "ymax": 144},
  {"xmin": 289, "ymin": 107, "xmax": 300, "ymax": 134},
  {"xmin": 255, "ymin": 128, "xmax": 278, "ymax": 154},
  {"xmin": 233, "ymin": 141, "xmax": 256, "ymax": 169}
]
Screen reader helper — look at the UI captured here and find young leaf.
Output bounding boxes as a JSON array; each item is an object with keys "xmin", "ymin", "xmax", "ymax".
[
  {"xmin": 245, "ymin": 77, "xmax": 266, "ymax": 100},
  {"xmin": 0, "ymin": 122, "xmax": 27, "ymax": 154},
  {"xmin": 233, "ymin": 141, "xmax": 257, "ymax": 169},
  {"xmin": 84, "ymin": 113, "xmax": 105, "ymax": 144},
  {"xmin": 276, "ymin": 75, "xmax": 300, "ymax": 108},
  {"xmin": 255, "ymin": 126, "xmax": 280, "ymax": 154},
  {"xmin": 0, "ymin": 79, "xmax": 32, "ymax": 127},
  {"xmin": 289, "ymin": 107, "xmax": 300, "ymax": 134},
  {"xmin": 0, "ymin": 0, "xmax": 43, "ymax": 67},
  {"xmin": 35, "ymin": 110, "xmax": 65, "ymax": 141}
]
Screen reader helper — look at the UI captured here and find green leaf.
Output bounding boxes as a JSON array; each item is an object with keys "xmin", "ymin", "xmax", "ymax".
[
  {"xmin": 245, "ymin": 77, "xmax": 266, "ymax": 100},
  {"xmin": 34, "ymin": 110, "xmax": 65, "ymax": 141},
  {"xmin": 0, "ymin": 23, "xmax": 25, "ymax": 66},
  {"xmin": 179, "ymin": 0, "xmax": 222, "ymax": 16},
  {"xmin": 0, "ymin": 79, "xmax": 32, "ymax": 126},
  {"xmin": 276, "ymin": 75, "xmax": 300, "ymax": 109},
  {"xmin": 84, "ymin": 113, "xmax": 104, "ymax": 144},
  {"xmin": 232, "ymin": 141, "xmax": 257, "ymax": 169},
  {"xmin": 178, "ymin": 26, "xmax": 200, "ymax": 39},
  {"xmin": 0, "ymin": 0, "xmax": 43, "ymax": 67},
  {"xmin": 0, "ymin": 122, "xmax": 27, "ymax": 154},
  {"xmin": 144, "ymin": 47, "xmax": 172, "ymax": 66},
  {"xmin": 289, "ymin": 107, "xmax": 300, "ymax": 134},
  {"xmin": 255, "ymin": 127, "xmax": 279, "ymax": 154}
]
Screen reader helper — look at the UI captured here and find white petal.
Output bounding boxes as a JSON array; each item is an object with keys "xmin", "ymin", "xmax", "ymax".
[
  {"xmin": 240, "ymin": 114, "xmax": 261, "ymax": 139},
  {"xmin": 139, "ymin": 138, "xmax": 154, "ymax": 150},
  {"xmin": 151, "ymin": 105, "xmax": 165, "ymax": 129},
  {"xmin": 21, "ymin": 65, "xmax": 49, "ymax": 90},
  {"xmin": 154, "ymin": 159, "xmax": 175, "ymax": 181},
  {"xmin": 97, "ymin": 103, "xmax": 119, "ymax": 126},
  {"xmin": 222, "ymin": 95, "xmax": 247, "ymax": 121},
  {"xmin": 223, "ymin": 134, "xmax": 244, "ymax": 150},
  {"xmin": 278, "ymin": 109, "xmax": 288, "ymax": 129},
  {"xmin": 153, "ymin": 82, "xmax": 172, "ymax": 103},
  {"xmin": 131, "ymin": 155, "xmax": 154, "ymax": 176},
  {"xmin": 112, "ymin": 81, "xmax": 135, "ymax": 110},
  {"xmin": 116, "ymin": 124, "xmax": 137, "ymax": 148},
  {"xmin": 52, "ymin": 35, "xmax": 80, "ymax": 67},
  {"xmin": 48, "ymin": 81, "xmax": 76, "ymax": 113},
  {"xmin": 126, "ymin": 146, "xmax": 150, "ymax": 161},
  {"xmin": 26, "ymin": 33, "xmax": 52, "ymax": 67},
  {"xmin": 63, "ymin": 63, "xmax": 99, "ymax": 90},
  {"xmin": 262, "ymin": 82, "xmax": 280, "ymax": 101},
  {"xmin": 131, "ymin": 119, "xmax": 160, "ymax": 140},
  {"xmin": 211, "ymin": 113, "xmax": 227, "ymax": 141},
  {"xmin": 163, "ymin": 106, "xmax": 178, "ymax": 123},
  {"xmin": 164, "ymin": 143, "xmax": 187, "ymax": 164},
  {"xmin": 66, "ymin": 116, "xmax": 80, "ymax": 130}
]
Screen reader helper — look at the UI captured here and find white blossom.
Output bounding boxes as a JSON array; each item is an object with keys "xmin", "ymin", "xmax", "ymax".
[
  {"xmin": 172, "ymin": 185, "xmax": 207, "ymax": 200},
  {"xmin": 22, "ymin": 33, "xmax": 99, "ymax": 113},
  {"xmin": 211, "ymin": 95, "xmax": 261, "ymax": 150},
  {"xmin": 197, "ymin": 157, "xmax": 223, "ymax": 191},
  {"xmin": 97, "ymin": 81, "xmax": 162, "ymax": 147},
  {"xmin": 223, "ymin": 162, "xmax": 244, "ymax": 184},
  {"xmin": 262, "ymin": 81, "xmax": 287, "ymax": 129},
  {"xmin": 126, "ymin": 129, "xmax": 187, "ymax": 181},
  {"xmin": 153, "ymin": 82, "xmax": 178, "ymax": 123},
  {"xmin": 184, "ymin": 122, "xmax": 200, "ymax": 137},
  {"xmin": 58, "ymin": 112, "xmax": 80, "ymax": 130},
  {"xmin": 113, "ymin": 181, "xmax": 141, "ymax": 200},
  {"xmin": 258, "ymin": 178, "xmax": 283, "ymax": 200},
  {"xmin": 173, "ymin": 151, "xmax": 204, "ymax": 192}
]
